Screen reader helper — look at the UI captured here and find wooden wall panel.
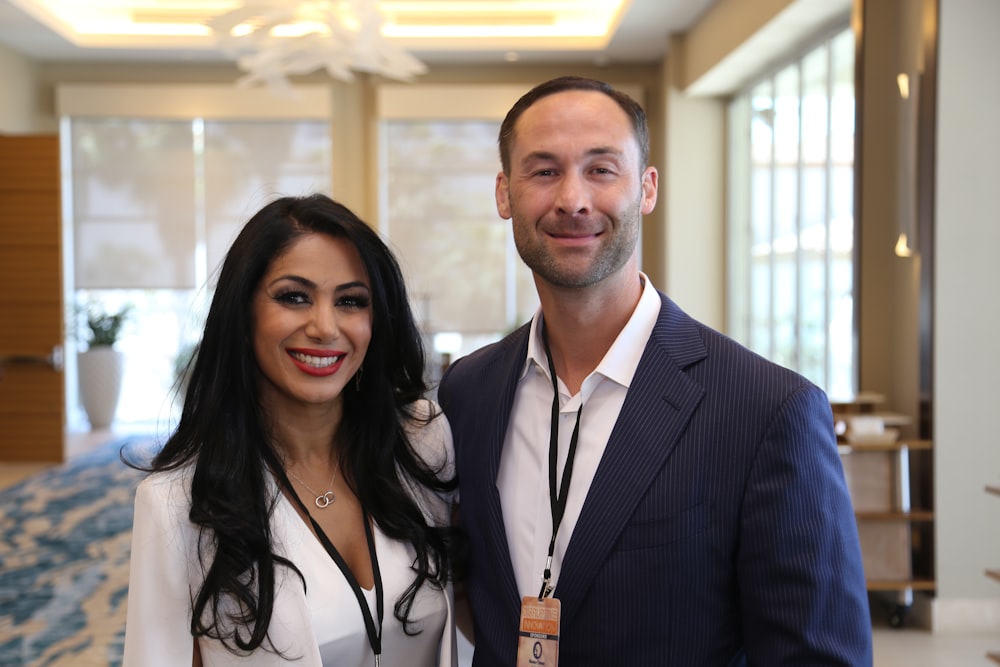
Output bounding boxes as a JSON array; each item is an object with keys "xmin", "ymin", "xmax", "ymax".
[
  {"xmin": 0, "ymin": 366, "xmax": 62, "ymax": 411},
  {"xmin": 0, "ymin": 191, "xmax": 61, "ymax": 244},
  {"xmin": 0, "ymin": 413, "xmax": 62, "ymax": 462},
  {"xmin": 0, "ymin": 305, "xmax": 63, "ymax": 352},
  {"xmin": 0, "ymin": 137, "xmax": 60, "ymax": 190},
  {"xmin": 0, "ymin": 134, "xmax": 64, "ymax": 463},
  {"xmin": 0, "ymin": 247, "xmax": 62, "ymax": 302}
]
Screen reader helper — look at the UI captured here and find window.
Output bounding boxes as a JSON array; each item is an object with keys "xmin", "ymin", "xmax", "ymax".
[
  {"xmin": 64, "ymin": 114, "xmax": 331, "ymax": 429},
  {"xmin": 727, "ymin": 26, "xmax": 856, "ymax": 400},
  {"xmin": 379, "ymin": 119, "xmax": 538, "ymax": 378}
]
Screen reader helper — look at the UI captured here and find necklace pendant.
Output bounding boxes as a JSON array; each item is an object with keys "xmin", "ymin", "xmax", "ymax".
[{"xmin": 315, "ymin": 491, "xmax": 335, "ymax": 509}]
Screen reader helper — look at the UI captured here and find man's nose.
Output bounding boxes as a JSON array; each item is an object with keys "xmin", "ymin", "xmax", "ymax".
[{"xmin": 555, "ymin": 172, "xmax": 591, "ymax": 216}]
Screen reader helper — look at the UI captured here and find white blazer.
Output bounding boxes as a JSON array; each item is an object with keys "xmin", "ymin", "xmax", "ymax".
[{"xmin": 123, "ymin": 400, "xmax": 458, "ymax": 667}]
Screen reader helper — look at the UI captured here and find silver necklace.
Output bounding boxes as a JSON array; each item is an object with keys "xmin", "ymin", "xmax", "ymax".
[{"xmin": 287, "ymin": 467, "xmax": 337, "ymax": 509}]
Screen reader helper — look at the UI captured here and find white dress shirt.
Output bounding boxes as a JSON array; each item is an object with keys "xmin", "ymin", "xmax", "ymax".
[{"xmin": 496, "ymin": 274, "xmax": 660, "ymax": 598}]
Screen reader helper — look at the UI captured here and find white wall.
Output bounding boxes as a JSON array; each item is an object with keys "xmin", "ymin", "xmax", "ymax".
[
  {"xmin": 933, "ymin": 0, "xmax": 1000, "ymax": 631},
  {"xmin": 0, "ymin": 41, "xmax": 38, "ymax": 133},
  {"xmin": 663, "ymin": 82, "xmax": 725, "ymax": 329}
]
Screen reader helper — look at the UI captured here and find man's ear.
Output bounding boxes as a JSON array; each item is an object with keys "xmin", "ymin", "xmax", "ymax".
[
  {"xmin": 641, "ymin": 166, "xmax": 658, "ymax": 215},
  {"xmin": 495, "ymin": 171, "xmax": 512, "ymax": 220}
]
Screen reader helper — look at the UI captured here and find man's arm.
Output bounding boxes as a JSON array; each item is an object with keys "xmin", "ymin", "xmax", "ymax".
[
  {"xmin": 452, "ymin": 502, "xmax": 476, "ymax": 644},
  {"xmin": 738, "ymin": 383, "xmax": 873, "ymax": 665}
]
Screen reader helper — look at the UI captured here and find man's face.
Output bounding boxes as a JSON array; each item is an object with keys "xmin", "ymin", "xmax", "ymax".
[{"xmin": 495, "ymin": 89, "xmax": 657, "ymax": 290}]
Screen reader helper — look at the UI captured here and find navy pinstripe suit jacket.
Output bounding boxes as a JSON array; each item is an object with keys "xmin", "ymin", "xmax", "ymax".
[{"xmin": 438, "ymin": 293, "xmax": 872, "ymax": 666}]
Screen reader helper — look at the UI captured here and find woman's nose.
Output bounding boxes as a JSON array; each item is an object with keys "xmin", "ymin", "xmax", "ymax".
[{"xmin": 305, "ymin": 304, "xmax": 339, "ymax": 341}]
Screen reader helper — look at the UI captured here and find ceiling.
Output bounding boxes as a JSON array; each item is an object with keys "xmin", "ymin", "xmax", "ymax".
[{"xmin": 0, "ymin": 0, "xmax": 718, "ymax": 68}]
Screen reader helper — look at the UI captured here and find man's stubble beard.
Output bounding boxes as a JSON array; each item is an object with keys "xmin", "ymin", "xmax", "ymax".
[{"xmin": 511, "ymin": 199, "xmax": 641, "ymax": 290}]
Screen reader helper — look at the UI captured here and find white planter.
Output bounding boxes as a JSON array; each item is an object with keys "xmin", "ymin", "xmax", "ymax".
[{"xmin": 77, "ymin": 346, "xmax": 125, "ymax": 429}]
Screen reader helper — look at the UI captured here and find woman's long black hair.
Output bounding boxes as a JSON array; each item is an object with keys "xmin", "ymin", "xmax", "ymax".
[{"xmin": 139, "ymin": 193, "xmax": 460, "ymax": 654}]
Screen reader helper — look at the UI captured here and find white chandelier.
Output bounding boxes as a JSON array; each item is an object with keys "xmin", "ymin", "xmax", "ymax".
[{"xmin": 208, "ymin": 0, "xmax": 427, "ymax": 90}]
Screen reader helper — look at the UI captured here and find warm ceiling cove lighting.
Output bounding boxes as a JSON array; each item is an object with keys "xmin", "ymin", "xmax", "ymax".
[
  {"xmin": 11, "ymin": 0, "xmax": 627, "ymax": 41},
  {"xmin": 7, "ymin": 0, "xmax": 225, "ymax": 38},
  {"xmin": 380, "ymin": 0, "xmax": 622, "ymax": 39},
  {"xmin": 9, "ymin": 0, "xmax": 630, "ymax": 87}
]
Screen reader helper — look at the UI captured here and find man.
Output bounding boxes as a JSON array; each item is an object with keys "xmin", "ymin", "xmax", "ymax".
[{"xmin": 439, "ymin": 76, "xmax": 872, "ymax": 666}]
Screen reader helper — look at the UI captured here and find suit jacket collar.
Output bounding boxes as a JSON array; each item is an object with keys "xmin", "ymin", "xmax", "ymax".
[
  {"xmin": 553, "ymin": 293, "xmax": 707, "ymax": 625},
  {"xmin": 486, "ymin": 293, "xmax": 709, "ymax": 624},
  {"xmin": 477, "ymin": 324, "xmax": 533, "ymax": 613}
]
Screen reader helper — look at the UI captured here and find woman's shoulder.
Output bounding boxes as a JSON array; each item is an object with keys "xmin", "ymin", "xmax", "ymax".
[
  {"xmin": 402, "ymin": 397, "xmax": 442, "ymax": 421},
  {"xmin": 131, "ymin": 463, "xmax": 205, "ymax": 560},
  {"xmin": 401, "ymin": 398, "xmax": 453, "ymax": 472},
  {"xmin": 135, "ymin": 463, "xmax": 195, "ymax": 509}
]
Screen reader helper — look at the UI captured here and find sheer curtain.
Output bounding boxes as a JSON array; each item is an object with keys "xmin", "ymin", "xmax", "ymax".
[
  {"xmin": 376, "ymin": 84, "xmax": 543, "ymax": 382},
  {"xmin": 380, "ymin": 119, "xmax": 537, "ymax": 367},
  {"xmin": 60, "ymin": 84, "xmax": 332, "ymax": 429}
]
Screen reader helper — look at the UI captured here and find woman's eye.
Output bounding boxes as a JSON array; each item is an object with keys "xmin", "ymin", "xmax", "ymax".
[
  {"xmin": 274, "ymin": 291, "xmax": 309, "ymax": 305},
  {"xmin": 338, "ymin": 294, "xmax": 370, "ymax": 309}
]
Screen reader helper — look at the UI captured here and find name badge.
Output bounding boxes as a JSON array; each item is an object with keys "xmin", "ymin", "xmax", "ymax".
[{"xmin": 516, "ymin": 596, "xmax": 560, "ymax": 667}]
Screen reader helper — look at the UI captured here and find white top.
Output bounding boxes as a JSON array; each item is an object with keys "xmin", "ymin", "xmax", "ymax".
[
  {"xmin": 496, "ymin": 275, "xmax": 660, "ymax": 598},
  {"xmin": 123, "ymin": 399, "xmax": 457, "ymax": 667}
]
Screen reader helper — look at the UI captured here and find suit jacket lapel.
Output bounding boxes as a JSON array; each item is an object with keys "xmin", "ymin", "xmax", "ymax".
[
  {"xmin": 553, "ymin": 295, "xmax": 708, "ymax": 624},
  {"xmin": 476, "ymin": 325, "xmax": 531, "ymax": 614}
]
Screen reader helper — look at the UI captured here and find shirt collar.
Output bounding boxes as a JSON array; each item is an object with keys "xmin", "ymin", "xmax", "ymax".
[{"xmin": 520, "ymin": 272, "xmax": 660, "ymax": 390}]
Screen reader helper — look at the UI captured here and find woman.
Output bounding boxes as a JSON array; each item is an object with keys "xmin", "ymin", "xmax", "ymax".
[{"xmin": 123, "ymin": 194, "xmax": 460, "ymax": 666}]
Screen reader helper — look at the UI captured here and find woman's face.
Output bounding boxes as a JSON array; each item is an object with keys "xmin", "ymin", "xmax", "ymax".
[{"xmin": 252, "ymin": 232, "xmax": 373, "ymax": 413}]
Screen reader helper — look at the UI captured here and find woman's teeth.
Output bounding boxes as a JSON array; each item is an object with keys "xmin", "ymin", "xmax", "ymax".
[{"xmin": 291, "ymin": 352, "xmax": 341, "ymax": 368}]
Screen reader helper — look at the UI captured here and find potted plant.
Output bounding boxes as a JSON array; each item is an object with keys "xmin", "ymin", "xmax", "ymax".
[{"xmin": 76, "ymin": 303, "xmax": 132, "ymax": 429}]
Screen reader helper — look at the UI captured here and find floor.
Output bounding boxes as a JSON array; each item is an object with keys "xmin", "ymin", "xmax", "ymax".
[
  {"xmin": 871, "ymin": 626, "xmax": 997, "ymax": 666},
  {"xmin": 1, "ymin": 428, "xmax": 997, "ymax": 666},
  {"xmin": 0, "ymin": 425, "xmax": 140, "ymax": 488}
]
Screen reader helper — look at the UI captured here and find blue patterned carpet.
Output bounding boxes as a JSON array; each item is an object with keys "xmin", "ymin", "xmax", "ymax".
[{"xmin": 0, "ymin": 437, "xmax": 157, "ymax": 667}]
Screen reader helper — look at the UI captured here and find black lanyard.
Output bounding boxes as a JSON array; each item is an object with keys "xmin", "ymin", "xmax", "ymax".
[
  {"xmin": 281, "ymin": 470, "xmax": 384, "ymax": 666},
  {"xmin": 538, "ymin": 334, "xmax": 583, "ymax": 600}
]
